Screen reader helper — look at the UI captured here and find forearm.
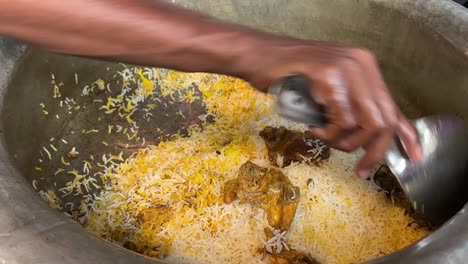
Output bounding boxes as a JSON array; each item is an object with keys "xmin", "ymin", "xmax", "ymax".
[
  {"xmin": 0, "ymin": 0, "xmax": 263, "ymax": 79},
  {"xmin": 0, "ymin": 0, "xmax": 422, "ymax": 173}
]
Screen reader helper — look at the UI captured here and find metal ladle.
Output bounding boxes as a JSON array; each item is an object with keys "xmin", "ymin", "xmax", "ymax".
[{"xmin": 269, "ymin": 74, "xmax": 468, "ymax": 226}]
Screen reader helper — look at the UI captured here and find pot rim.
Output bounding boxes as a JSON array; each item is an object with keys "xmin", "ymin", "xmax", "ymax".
[{"xmin": 0, "ymin": 1, "xmax": 466, "ymax": 263}]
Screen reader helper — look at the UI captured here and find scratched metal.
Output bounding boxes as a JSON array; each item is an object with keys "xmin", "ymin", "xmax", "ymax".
[{"xmin": 0, "ymin": 0, "xmax": 467, "ymax": 263}]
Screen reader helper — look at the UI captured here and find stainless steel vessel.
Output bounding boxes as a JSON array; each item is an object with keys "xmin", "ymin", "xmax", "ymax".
[
  {"xmin": 269, "ymin": 74, "xmax": 468, "ymax": 226},
  {"xmin": 0, "ymin": 0, "xmax": 467, "ymax": 263}
]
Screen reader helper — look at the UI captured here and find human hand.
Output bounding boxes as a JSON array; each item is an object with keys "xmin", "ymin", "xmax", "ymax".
[{"xmin": 243, "ymin": 38, "xmax": 422, "ymax": 177}]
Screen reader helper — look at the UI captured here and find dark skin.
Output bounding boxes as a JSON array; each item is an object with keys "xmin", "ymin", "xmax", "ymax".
[{"xmin": 0, "ymin": 0, "xmax": 422, "ymax": 177}]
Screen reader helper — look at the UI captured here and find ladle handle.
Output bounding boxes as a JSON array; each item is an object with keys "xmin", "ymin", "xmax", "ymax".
[
  {"xmin": 270, "ymin": 74, "xmax": 412, "ymax": 161},
  {"xmin": 269, "ymin": 74, "xmax": 328, "ymax": 127}
]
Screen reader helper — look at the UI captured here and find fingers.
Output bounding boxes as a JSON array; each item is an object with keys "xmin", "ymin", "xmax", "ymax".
[
  {"xmin": 396, "ymin": 112, "xmax": 423, "ymax": 161},
  {"xmin": 332, "ymin": 128, "xmax": 377, "ymax": 152},
  {"xmin": 343, "ymin": 56, "xmax": 385, "ymax": 134},
  {"xmin": 350, "ymin": 113, "xmax": 419, "ymax": 178},
  {"xmin": 309, "ymin": 123, "xmax": 343, "ymax": 143},
  {"xmin": 353, "ymin": 48, "xmax": 399, "ymax": 132},
  {"xmin": 307, "ymin": 67, "xmax": 355, "ymax": 143},
  {"xmin": 310, "ymin": 56, "xmax": 388, "ymax": 159},
  {"xmin": 280, "ymin": 46, "xmax": 409, "ymax": 179},
  {"xmin": 346, "ymin": 49, "xmax": 399, "ymax": 175},
  {"xmin": 356, "ymin": 130, "xmax": 395, "ymax": 178},
  {"xmin": 330, "ymin": 57, "xmax": 386, "ymax": 153}
]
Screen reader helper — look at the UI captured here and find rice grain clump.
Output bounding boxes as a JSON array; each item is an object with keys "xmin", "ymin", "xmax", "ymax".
[{"xmin": 81, "ymin": 70, "xmax": 429, "ymax": 264}]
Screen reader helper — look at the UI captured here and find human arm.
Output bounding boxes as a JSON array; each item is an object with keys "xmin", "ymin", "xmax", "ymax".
[{"xmin": 0, "ymin": 0, "xmax": 422, "ymax": 176}]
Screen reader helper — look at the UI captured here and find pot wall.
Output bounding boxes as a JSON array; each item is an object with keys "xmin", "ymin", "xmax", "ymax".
[{"xmin": 0, "ymin": 1, "xmax": 467, "ymax": 263}]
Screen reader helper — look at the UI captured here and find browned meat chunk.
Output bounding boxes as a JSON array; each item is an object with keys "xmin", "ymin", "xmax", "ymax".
[
  {"xmin": 123, "ymin": 205, "xmax": 171, "ymax": 255},
  {"xmin": 223, "ymin": 180, "xmax": 239, "ymax": 204},
  {"xmin": 123, "ymin": 240, "xmax": 140, "ymax": 253},
  {"xmin": 224, "ymin": 161, "xmax": 299, "ymax": 231},
  {"xmin": 139, "ymin": 205, "xmax": 171, "ymax": 224},
  {"xmin": 373, "ymin": 165, "xmax": 433, "ymax": 229},
  {"xmin": 373, "ymin": 165, "xmax": 408, "ymax": 210},
  {"xmin": 268, "ymin": 250, "xmax": 320, "ymax": 264},
  {"xmin": 225, "ymin": 161, "xmax": 319, "ymax": 264},
  {"xmin": 262, "ymin": 228, "xmax": 320, "ymax": 264},
  {"xmin": 259, "ymin": 126, "xmax": 330, "ymax": 167}
]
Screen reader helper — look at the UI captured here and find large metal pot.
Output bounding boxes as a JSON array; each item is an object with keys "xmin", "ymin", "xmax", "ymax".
[{"xmin": 0, "ymin": 0, "xmax": 467, "ymax": 263}]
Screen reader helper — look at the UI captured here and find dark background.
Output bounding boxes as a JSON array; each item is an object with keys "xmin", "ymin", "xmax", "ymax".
[{"xmin": 453, "ymin": 0, "xmax": 468, "ymax": 7}]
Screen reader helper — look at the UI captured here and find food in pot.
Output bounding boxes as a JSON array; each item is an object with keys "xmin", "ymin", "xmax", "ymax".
[
  {"xmin": 224, "ymin": 161, "xmax": 300, "ymax": 232},
  {"xmin": 224, "ymin": 161, "xmax": 318, "ymax": 264},
  {"xmin": 373, "ymin": 165, "xmax": 433, "ymax": 229},
  {"xmin": 34, "ymin": 68, "xmax": 431, "ymax": 264},
  {"xmin": 259, "ymin": 126, "xmax": 330, "ymax": 167},
  {"xmin": 373, "ymin": 165, "xmax": 409, "ymax": 209},
  {"xmin": 265, "ymin": 243, "xmax": 320, "ymax": 264}
]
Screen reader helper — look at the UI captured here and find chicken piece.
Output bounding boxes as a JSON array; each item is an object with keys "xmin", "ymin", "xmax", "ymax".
[
  {"xmin": 123, "ymin": 240, "xmax": 141, "ymax": 253},
  {"xmin": 259, "ymin": 126, "xmax": 330, "ymax": 167},
  {"xmin": 268, "ymin": 250, "xmax": 320, "ymax": 264},
  {"xmin": 263, "ymin": 228, "xmax": 320, "ymax": 264},
  {"xmin": 140, "ymin": 205, "xmax": 170, "ymax": 223},
  {"xmin": 224, "ymin": 161, "xmax": 300, "ymax": 231},
  {"xmin": 225, "ymin": 161, "xmax": 289, "ymax": 204},
  {"xmin": 373, "ymin": 165, "xmax": 433, "ymax": 229},
  {"xmin": 236, "ymin": 161, "xmax": 276, "ymax": 203},
  {"xmin": 224, "ymin": 180, "xmax": 239, "ymax": 204},
  {"xmin": 281, "ymin": 194, "xmax": 300, "ymax": 231},
  {"xmin": 264, "ymin": 182, "xmax": 300, "ymax": 231},
  {"xmin": 225, "ymin": 162, "xmax": 317, "ymax": 264},
  {"xmin": 373, "ymin": 165, "xmax": 408, "ymax": 209}
]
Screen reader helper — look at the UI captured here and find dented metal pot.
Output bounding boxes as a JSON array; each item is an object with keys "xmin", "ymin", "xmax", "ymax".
[{"xmin": 0, "ymin": 0, "xmax": 467, "ymax": 263}]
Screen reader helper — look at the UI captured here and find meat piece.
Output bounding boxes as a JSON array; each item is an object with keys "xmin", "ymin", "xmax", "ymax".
[
  {"xmin": 123, "ymin": 241, "xmax": 141, "ymax": 253},
  {"xmin": 259, "ymin": 126, "xmax": 330, "ymax": 167},
  {"xmin": 140, "ymin": 205, "xmax": 171, "ymax": 223},
  {"xmin": 263, "ymin": 182, "xmax": 300, "ymax": 231},
  {"xmin": 237, "ymin": 161, "xmax": 278, "ymax": 203},
  {"xmin": 373, "ymin": 165, "xmax": 408, "ymax": 210},
  {"xmin": 263, "ymin": 228, "xmax": 320, "ymax": 264},
  {"xmin": 225, "ymin": 161, "xmax": 318, "ymax": 263},
  {"xmin": 224, "ymin": 161, "xmax": 299, "ymax": 231},
  {"xmin": 373, "ymin": 165, "xmax": 433, "ymax": 229},
  {"xmin": 268, "ymin": 250, "xmax": 320, "ymax": 264},
  {"xmin": 223, "ymin": 180, "xmax": 239, "ymax": 204}
]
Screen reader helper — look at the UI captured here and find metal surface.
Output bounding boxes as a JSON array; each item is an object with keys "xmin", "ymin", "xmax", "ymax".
[
  {"xmin": 453, "ymin": 0, "xmax": 468, "ymax": 7},
  {"xmin": 0, "ymin": 0, "xmax": 467, "ymax": 264},
  {"xmin": 269, "ymin": 74, "xmax": 327, "ymax": 126},
  {"xmin": 385, "ymin": 116, "xmax": 468, "ymax": 226},
  {"xmin": 271, "ymin": 75, "xmax": 468, "ymax": 226}
]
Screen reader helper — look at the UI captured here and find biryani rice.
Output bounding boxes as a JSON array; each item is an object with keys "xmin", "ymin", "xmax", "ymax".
[{"xmin": 39, "ymin": 68, "xmax": 429, "ymax": 264}]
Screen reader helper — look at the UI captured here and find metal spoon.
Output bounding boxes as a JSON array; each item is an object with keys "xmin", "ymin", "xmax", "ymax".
[{"xmin": 269, "ymin": 74, "xmax": 468, "ymax": 226}]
